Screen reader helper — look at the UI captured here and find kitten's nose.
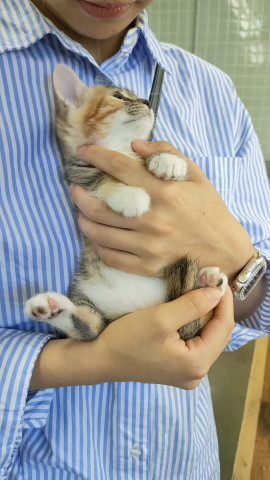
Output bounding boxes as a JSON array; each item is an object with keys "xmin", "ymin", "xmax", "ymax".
[{"xmin": 141, "ymin": 99, "xmax": 150, "ymax": 107}]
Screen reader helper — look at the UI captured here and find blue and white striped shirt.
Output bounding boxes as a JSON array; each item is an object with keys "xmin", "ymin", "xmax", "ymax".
[{"xmin": 1, "ymin": 1, "xmax": 270, "ymax": 479}]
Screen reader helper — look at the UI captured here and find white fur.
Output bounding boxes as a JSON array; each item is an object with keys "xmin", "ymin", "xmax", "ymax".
[
  {"xmin": 57, "ymin": 104, "xmax": 154, "ymax": 160},
  {"xmin": 197, "ymin": 267, "xmax": 228, "ymax": 296},
  {"xmin": 107, "ymin": 185, "xmax": 150, "ymax": 217},
  {"xmin": 24, "ymin": 292, "xmax": 84, "ymax": 337},
  {"xmin": 53, "ymin": 65, "xmax": 155, "ymax": 156},
  {"xmin": 24, "ymin": 292, "xmax": 75, "ymax": 320},
  {"xmin": 98, "ymin": 108, "xmax": 154, "ymax": 151},
  {"xmin": 78, "ymin": 264, "xmax": 166, "ymax": 320},
  {"xmin": 25, "ymin": 66, "xmax": 228, "ymax": 341},
  {"xmin": 49, "ymin": 312, "xmax": 83, "ymax": 339},
  {"xmin": 148, "ymin": 153, "xmax": 188, "ymax": 181}
]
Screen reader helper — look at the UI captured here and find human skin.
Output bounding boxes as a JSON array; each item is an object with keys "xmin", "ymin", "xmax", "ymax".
[
  {"xmin": 31, "ymin": 0, "xmax": 154, "ymax": 64},
  {"xmin": 30, "ymin": 287, "xmax": 234, "ymax": 390},
  {"xmin": 73, "ymin": 141, "xmax": 265, "ymax": 321},
  {"xmin": 74, "ymin": 141, "xmax": 254, "ymax": 282},
  {"xmin": 31, "ymin": 1, "xmax": 255, "ymax": 283},
  {"xmin": 28, "ymin": 0, "xmax": 256, "ymax": 390}
]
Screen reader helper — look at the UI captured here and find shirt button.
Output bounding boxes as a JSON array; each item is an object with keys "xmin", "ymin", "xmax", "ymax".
[{"xmin": 130, "ymin": 445, "xmax": 142, "ymax": 459}]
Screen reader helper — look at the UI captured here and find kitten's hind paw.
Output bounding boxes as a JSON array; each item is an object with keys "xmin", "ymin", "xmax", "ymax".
[
  {"xmin": 25, "ymin": 293, "xmax": 75, "ymax": 321},
  {"xmin": 25, "ymin": 292, "xmax": 104, "ymax": 340},
  {"xmin": 198, "ymin": 267, "xmax": 228, "ymax": 296}
]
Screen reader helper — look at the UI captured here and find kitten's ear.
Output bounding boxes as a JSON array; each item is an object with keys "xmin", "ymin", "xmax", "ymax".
[{"xmin": 53, "ymin": 65, "xmax": 88, "ymax": 107}]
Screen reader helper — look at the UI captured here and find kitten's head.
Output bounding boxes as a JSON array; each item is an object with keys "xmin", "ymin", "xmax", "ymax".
[{"xmin": 53, "ymin": 65, "xmax": 154, "ymax": 156}]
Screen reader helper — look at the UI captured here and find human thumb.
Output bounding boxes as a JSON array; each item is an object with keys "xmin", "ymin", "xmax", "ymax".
[
  {"xmin": 157, "ymin": 287, "xmax": 222, "ymax": 333},
  {"xmin": 131, "ymin": 139, "xmax": 181, "ymax": 158}
]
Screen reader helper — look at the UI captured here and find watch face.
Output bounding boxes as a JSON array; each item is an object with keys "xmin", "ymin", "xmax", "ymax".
[{"xmin": 233, "ymin": 255, "xmax": 267, "ymax": 300}]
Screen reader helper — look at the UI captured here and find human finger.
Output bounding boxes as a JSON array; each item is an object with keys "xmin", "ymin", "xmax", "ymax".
[
  {"xmin": 70, "ymin": 184, "xmax": 136, "ymax": 229},
  {"xmin": 195, "ymin": 286, "xmax": 234, "ymax": 361},
  {"xmin": 77, "ymin": 212, "xmax": 140, "ymax": 253},
  {"xmin": 90, "ymin": 242, "xmax": 148, "ymax": 274},
  {"xmin": 132, "ymin": 139, "xmax": 204, "ymax": 181},
  {"xmin": 132, "ymin": 139, "xmax": 181, "ymax": 157},
  {"xmin": 156, "ymin": 287, "xmax": 222, "ymax": 334},
  {"xmin": 77, "ymin": 144, "xmax": 155, "ymax": 190}
]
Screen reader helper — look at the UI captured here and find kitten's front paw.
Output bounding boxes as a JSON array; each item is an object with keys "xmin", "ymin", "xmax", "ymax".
[
  {"xmin": 198, "ymin": 267, "xmax": 228, "ymax": 296},
  {"xmin": 25, "ymin": 293, "xmax": 75, "ymax": 321},
  {"xmin": 107, "ymin": 185, "xmax": 150, "ymax": 217},
  {"xmin": 147, "ymin": 153, "xmax": 188, "ymax": 181}
]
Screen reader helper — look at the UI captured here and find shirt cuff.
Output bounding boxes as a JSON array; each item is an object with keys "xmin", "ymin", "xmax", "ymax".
[{"xmin": 0, "ymin": 328, "xmax": 54, "ymax": 478}]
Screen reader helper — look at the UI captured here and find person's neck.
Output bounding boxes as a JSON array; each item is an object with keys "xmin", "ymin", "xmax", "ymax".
[
  {"xmin": 31, "ymin": 1, "xmax": 129, "ymax": 64},
  {"xmin": 69, "ymin": 31, "xmax": 128, "ymax": 65}
]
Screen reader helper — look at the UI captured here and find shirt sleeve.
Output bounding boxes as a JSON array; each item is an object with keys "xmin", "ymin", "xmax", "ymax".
[
  {"xmin": 0, "ymin": 328, "xmax": 54, "ymax": 479},
  {"xmin": 224, "ymin": 87, "xmax": 270, "ymax": 351}
]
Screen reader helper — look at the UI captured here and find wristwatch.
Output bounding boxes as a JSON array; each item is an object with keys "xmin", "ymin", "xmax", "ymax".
[{"xmin": 232, "ymin": 249, "xmax": 267, "ymax": 300}]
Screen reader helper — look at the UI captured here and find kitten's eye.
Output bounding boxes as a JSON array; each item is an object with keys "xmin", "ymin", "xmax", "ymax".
[{"xmin": 112, "ymin": 92, "xmax": 125, "ymax": 100}]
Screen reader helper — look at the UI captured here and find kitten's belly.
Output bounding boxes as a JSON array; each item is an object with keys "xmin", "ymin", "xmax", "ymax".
[{"xmin": 78, "ymin": 264, "xmax": 166, "ymax": 320}]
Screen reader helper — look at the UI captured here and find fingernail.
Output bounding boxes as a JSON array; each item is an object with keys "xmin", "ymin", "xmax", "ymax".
[
  {"xmin": 132, "ymin": 139, "xmax": 149, "ymax": 146},
  {"xmin": 77, "ymin": 145, "xmax": 88, "ymax": 158},
  {"xmin": 202, "ymin": 287, "xmax": 221, "ymax": 302}
]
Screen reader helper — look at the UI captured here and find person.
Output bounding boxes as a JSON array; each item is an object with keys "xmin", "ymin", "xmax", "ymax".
[{"xmin": 0, "ymin": 0, "xmax": 269, "ymax": 478}]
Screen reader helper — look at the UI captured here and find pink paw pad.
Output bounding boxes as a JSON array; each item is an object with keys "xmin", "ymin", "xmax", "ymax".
[
  {"xmin": 199, "ymin": 273, "xmax": 222, "ymax": 286},
  {"xmin": 199, "ymin": 273, "xmax": 207, "ymax": 286},
  {"xmin": 48, "ymin": 298, "xmax": 58, "ymax": 310},
  {"xmin": 198, "ymin": 267, "xmax": 228, "ymax": 296},
  {"xmin": 32, "ymin": 306, "xmax": 48, "ymax": 318}
]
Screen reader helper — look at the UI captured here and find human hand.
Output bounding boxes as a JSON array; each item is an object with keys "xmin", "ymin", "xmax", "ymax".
[
  {"xmin": 96, "ymin": 286, "xmax": 234, "ymax": 389},
  {"xmin": 29, "ymin": 286, "xmax": 234, "ymax": 391},
  {"xmin": 71, "ymin": 141, "xmax": 254, "ymax": 282}
]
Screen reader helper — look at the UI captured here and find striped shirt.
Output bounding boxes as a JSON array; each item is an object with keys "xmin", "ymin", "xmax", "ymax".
[{"xmin": 1, "ymin": 1, "xmax": 270, "ymax": 479}]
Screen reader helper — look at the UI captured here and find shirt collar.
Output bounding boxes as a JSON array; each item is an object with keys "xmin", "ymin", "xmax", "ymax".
[
  {"xmin": 120, "ymin": 11, "xmax": 172, "ymax": 74},
  {"xmin": 0, "ymin": 0, "xmax": 172, "ymax": 74},
  {"xmin": 0, "ymin": 0, "xmax": 53, "ymax": 53}
]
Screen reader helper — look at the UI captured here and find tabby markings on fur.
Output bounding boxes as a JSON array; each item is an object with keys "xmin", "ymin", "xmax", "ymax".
[{"xmin": 25, "ymin": 65, "xmax": 227, "ymax": 341}]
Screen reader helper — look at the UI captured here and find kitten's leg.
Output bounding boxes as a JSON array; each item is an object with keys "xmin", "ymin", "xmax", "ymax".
[
  {"xmin": 97, "ymin": 180, "xmax": 150, "ymax": 217},
  {"xmin": 25, "ymin": 292, "xmax": 105, "ymax": 340},
  {"xmin": 145, "ymin": 153, "xmax": 188, "ymax": 181}
]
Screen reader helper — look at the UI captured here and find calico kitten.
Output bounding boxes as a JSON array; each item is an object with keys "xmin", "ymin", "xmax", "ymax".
[{"xmin": 25, "ymin": 64, "xmax": 227, "ymax": 341}]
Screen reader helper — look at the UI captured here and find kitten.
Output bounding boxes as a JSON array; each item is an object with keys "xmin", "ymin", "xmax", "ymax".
[{"xmin": 25, "ymin": 65, "xmax": 227, "ymax": 341}]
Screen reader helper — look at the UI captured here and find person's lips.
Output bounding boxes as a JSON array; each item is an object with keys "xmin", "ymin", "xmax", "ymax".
[{"xmin": 79, "ymin": 1, "xmax": 133, "ymax": 19}]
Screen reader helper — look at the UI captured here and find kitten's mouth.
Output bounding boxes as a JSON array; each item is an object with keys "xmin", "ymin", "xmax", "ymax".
[{"xmin": 126, "ymin": 109, "xmax": 154, "ymax": 124}]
